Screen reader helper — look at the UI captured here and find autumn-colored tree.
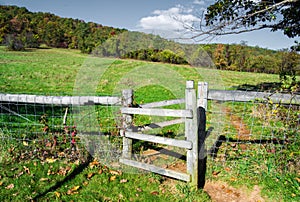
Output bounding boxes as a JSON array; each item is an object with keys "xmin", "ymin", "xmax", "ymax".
[
  {"xmin": 213, "ymin": 44, "xmax": 227, "ymax": 69},
  {"xmin": 0, "ymin": 5, "xmax": 125, "ymax": 52}
]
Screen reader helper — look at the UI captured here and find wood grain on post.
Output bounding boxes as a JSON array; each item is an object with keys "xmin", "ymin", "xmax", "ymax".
[
  {"xmin": 121, "ymin": 89, "xmax": 133, "ymax": 159},
  {"xmin": 185, "ymin": 80, "xmax": 199, "ymax": 187}
]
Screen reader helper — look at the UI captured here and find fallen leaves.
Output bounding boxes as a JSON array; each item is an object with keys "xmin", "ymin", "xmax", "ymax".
[
  {"xmin": 23, "ymin": 166, "xmax": 30, "ymax": 174},
  {"xmin": 109, "ymin": 169, "xmax": 122, "ymax": 182},
  {"xmin": 58, "ymin": 166, "xmax": 72, "ymax": 176},
  {"xmin": 67, "ymin": 185, "xmax": 80, "ymax": 195},
  {"xmin": 16, "ymin": 171, "xmax": 24, "ymax": 178},
  {"xmin": 150, "ymin": 191, "xmax": 159, "ymax": 195},
  {"xmin": 5, "ymin": 183, "xmax": 14, "ymax": 189},
  {"xmin": 54, "ymin": 191, "xmax": 61, "ymax": 198},
  {"xmin": 224, "ymin": 167, "xmax": 231, "ymax": 172},
  {"xmin": 39, "ymin": 178, "xmax": 49, "ymax": 182},
  {"xmin": 46, "ymin": 158, "xmax": 57, "ymax": 163},
  {"xmin": 110, "ymin": 175, "xmax": 117, "ymax": 181},
  {"xmin": 87, "ymin": 172, "xmax": 94, "ymax": 179},
  {"xmin": 109, "ymin": 170, "xmax": 121, "ymax": 175},
  {"xmin": 89, "ymin": 160, "xmax": 100, "ymax": 168},
  {"xmin": 22, "ymin": 141, "xmax": 29, "ymax": 146},
  {"xmin": 120, "ymin": 179, "xmax": 128, "ymax": 183},
  {"xmin": 47, "ymin": 169, "xmax": 55, "ymax": 176},
  {"xmin": 212, "ymin": 170, "xmax": 221, "ymax": 177}
]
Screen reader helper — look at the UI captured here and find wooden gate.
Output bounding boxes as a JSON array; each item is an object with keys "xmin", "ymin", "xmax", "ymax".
[{"xmin": 119, "ymin": 81, "xmax": 208, "ymax": 188}]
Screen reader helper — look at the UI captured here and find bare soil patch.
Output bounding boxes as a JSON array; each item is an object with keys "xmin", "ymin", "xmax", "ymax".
[{"xmin": 204, "ymin": 180, "xmax": 265, "ymax": 202}]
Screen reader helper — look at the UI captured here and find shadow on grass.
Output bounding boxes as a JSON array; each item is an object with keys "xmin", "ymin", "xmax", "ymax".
[
  {"xmin": 209, "ymin": 135, "xmax": 286, "ymax": 159},
  {"xmin": 32, "ymin": 153, "xmax": 93, "ymax": 200},
  {"xmin": 232, "ymin": 81, "xmax": 300, "ymax": 93}
]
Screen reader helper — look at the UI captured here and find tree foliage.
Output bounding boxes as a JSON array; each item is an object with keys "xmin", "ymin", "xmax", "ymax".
[
  {"xmin": 0, "ymin": 5, "xmax": 125, "ymax": 53},
  {"xmin": 205, "ymin": 0, "xmax": 300, "ymax": 36},
  {"xmin": 122, "ymin": 48, "xmax": 188, "ymax": 64},
  {"xmin": 1, "ymin": 5, "xmax": 299, "ymax": 81},
  {"xmin": 190, "ymin": 0, "xmax": 300, "ymax": 50}
]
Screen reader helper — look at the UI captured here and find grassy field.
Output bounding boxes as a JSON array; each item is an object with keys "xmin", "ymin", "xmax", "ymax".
[
  {"xmin": 0, "ymin": 46, "xmax": 283, "ymax": 95},
  {"xmin": 0, "ymin": 46, "xmax": 299, "ymax": 201}
]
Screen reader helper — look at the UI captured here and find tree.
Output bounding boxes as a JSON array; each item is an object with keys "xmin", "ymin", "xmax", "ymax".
[
  {"xmin": 185, "ymin": 0, "xmax": 300, "ymax": 90},
  {"xmin": 191, "ymin": 0, "xmax": 300, "ymax": 49},
  {"xmin": 213, "ymin": 44, "xmax": 227, "ymax": 69},
  {"xmin": 279, "ymin": 50, "xmax": 300, "ymax": 89}
]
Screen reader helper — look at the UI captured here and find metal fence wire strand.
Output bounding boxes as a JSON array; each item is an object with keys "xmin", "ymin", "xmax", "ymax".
[
  {"xmin": 205, "ymin": 93, "xmax": 300, "ymax": 177},
  {"xmin": 0, "ymin": 94, "xmax": 123, "ymax": 164},
  {"xmin": 0, "ymin": 89, "xmax": 299, "ymax": 181}
]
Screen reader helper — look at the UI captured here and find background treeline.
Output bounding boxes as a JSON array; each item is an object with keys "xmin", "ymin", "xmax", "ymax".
[
  {"xmin": 95, "ymin": 31, "xmax": 299, "ymax": 77},
  {"xmin": 0, "ymin": 5, "xmax": 125, "ymax": 53},
  {"xmin": 122, "ymin": 49, "xmax": 188, "ymax": 65},
  {"xmin": 1, "ymin": 5, "xmax": 299, "ymax": 78}
]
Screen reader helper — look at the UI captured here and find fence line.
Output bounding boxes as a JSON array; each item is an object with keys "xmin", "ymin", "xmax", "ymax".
[
  {"xmin": 0, "ymin": 93, "xmax": 121, "ymax": 106},
  {"xmin": 1, "ymin": 89, "xmax": 299, "ymax": 107},
  {"xmin": 1, "ymin": 81, "xmax": 299, "ymax": 190},
  {"xmin": 208, "ymin": 89, "xmax": 300, "ymax": 104}
]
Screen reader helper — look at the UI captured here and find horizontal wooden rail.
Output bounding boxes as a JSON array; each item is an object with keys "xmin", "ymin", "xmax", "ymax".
[
  {"xmin": 119, "ymin": 158, "xmax": 190, "ymax": 182},
  {"xmin": 208, "ymin": 90, "xmax": 300, "ymax": 104},
  {"xmin": 0, "ymin": 94, "xmax": 121, "ymax": 106},
  {"xmin": 121, "ymin": 107, "xmax": 193, "ymax": 118},
  {"xmin": 125, "ymin": 131, "xmax": 192, "ymax": 149},
  {"xmin": 140, "ymin": 98, "xmax": 185, "ymax": 108}
]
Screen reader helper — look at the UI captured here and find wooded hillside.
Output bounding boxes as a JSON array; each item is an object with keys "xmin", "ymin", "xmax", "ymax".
[
  {"xmin": 1, "ymin": 5, "xmax": 299, "ymax": 78},
  {"xmin": 0, "ymin": 5, "xmax": 126, "ymax": 53}
]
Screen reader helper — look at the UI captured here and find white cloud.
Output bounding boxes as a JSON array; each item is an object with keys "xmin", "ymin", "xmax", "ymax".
[
  {"xmin": 193, "ymin": 0, "xmax": 205, "ymax": 5},
  {"xmin": 138, "ymin": 5, "xmax": 200, "ymax": 31}
]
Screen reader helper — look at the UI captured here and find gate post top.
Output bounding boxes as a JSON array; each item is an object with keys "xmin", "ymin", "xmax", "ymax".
[{"xmin": 186, "ymin": 80, "xmax": 194, "ymax": 89}]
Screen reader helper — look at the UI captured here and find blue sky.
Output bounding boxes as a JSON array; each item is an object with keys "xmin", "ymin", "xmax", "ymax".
[{"xmin": 1, "ymin": 0, "xmax": 298, "ymax": 50}]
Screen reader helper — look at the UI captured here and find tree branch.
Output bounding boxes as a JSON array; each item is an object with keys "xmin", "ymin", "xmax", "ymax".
[
  {"xmin": 239, "ymin": 0, "xmax": 297, "ymax": 21},
  {"xmin": 185, "ymin": 0, "xmax": 298, "ymax": 41}
]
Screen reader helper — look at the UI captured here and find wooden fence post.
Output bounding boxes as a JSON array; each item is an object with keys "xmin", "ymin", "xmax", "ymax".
[
  {"xmin": 198, "ymin": 82, "xmax": 208, "ymax": 111},
  {"xmin": 185, "ymin": 80, "xmax": 199, "ymax": 188},
  {"xmin": 122, "ymin": 89, "xmax": 133, "ymax": 159},
  {"xmin": 197, "ymin": 82, "xmax": 208, "ymax": 188}
]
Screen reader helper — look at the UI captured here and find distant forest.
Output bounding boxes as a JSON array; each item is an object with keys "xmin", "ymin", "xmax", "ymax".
[
  {"xmin": 1, "ymin": 5, "xmax": 299, "ymax": 77},
  {"xmin": 0, "ymin": 5, "xmax": 126, "ymax": 53}
]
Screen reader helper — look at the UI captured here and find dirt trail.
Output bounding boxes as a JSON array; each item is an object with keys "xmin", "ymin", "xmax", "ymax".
[
  {"xmin": 146, "ymin": 107, "xmax": 266, "ymax": 201},
  {"xmin": 223, "ymin": 107, "xmax": 251, "ymax": 140},
  {"xmin": 204, "ymin": 180, "xmax": 265, "ymax": 202}
]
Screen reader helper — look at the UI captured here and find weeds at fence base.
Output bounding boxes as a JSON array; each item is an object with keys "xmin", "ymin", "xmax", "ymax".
[{"xmin": 0, "ymin": 132, "xmax": 211, "ymax": 201}]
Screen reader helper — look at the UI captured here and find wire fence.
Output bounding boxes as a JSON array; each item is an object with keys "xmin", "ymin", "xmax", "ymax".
[
  {"xmin": 0, "ymin": 89, "xmax": 299, "ymax": 182},
  {"xmin": 0, "ymin": 95, "xmax": 124, "ymax": 165},
  {"xmin": 205, "ymin": 93, "xmax": 300, "ymax": 180}
]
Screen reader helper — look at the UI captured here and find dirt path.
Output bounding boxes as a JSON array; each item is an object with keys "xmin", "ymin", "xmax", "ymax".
[
  {"xmin": 145, "ymin": 107, "xmax": 266, "ymax": 201},
  {"xmin": 223, "ymin": 107, "xmax": 251, "ymax": 140},
  {"xmin": 203, "ymin": 107, "xmax": 266, "ymax": 201},
  {"xmin": 204, "ymin": 180, "xmax": 265, "ymax": 202}
]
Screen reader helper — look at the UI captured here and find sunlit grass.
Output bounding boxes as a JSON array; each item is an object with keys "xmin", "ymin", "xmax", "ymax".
[
  {"xmin": 1, "ymin": 46, "xmax": 299, "ymax": 201},
  {"xmin": 0, "ymin": 46, "xmax": 286, "ymax": 95}
]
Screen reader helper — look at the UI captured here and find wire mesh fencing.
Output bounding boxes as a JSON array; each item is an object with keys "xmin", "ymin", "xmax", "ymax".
[
  {"xmin": 205, "ymin": 92, "xmax": 300, "ymax": 180},
  {"xmin": 0, "ymin": 94, "xmax": 124, "ymax": 165},
  {"xmin": 0, "ymin": 89, "xmax": 299, "ymax": 184}
]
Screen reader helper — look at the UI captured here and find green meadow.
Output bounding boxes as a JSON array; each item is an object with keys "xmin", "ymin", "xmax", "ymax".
[{"xmin": 0, "ymin": 46, "xmax": 299, "ymax": 201}]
